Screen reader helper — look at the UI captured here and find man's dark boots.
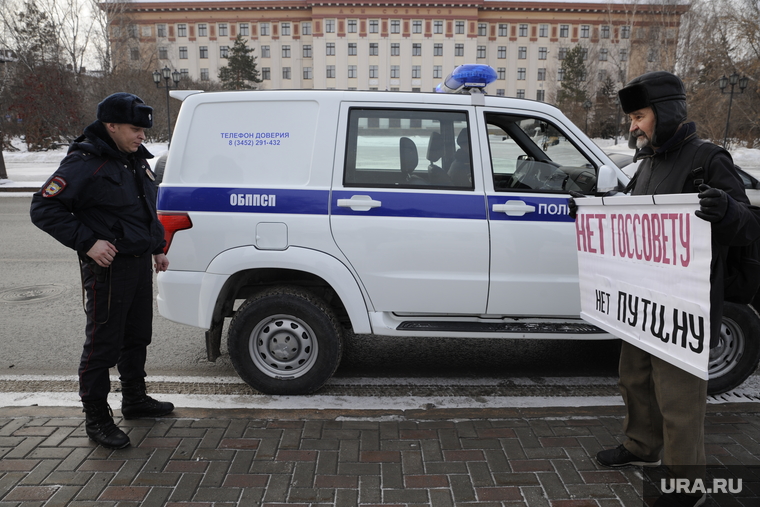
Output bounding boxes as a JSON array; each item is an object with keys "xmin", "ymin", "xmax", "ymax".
[
  {"xmin": 121, "ymin": 378, "xmax": 174, "ymax": 420},
  {"xmin": 82, "ymin": 400, "xmax": 130, "ymax": 449}
]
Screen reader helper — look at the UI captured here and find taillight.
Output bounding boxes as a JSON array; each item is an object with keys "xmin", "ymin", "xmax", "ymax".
[{"xmin": 158, "ymin": 212, "xmax": 193, "ymax": 254}]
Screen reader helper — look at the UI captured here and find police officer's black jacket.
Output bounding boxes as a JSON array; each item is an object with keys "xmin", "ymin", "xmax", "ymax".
[{"xmin": 30, "ymin": 121, "xmax": 166, "ymax": 257}]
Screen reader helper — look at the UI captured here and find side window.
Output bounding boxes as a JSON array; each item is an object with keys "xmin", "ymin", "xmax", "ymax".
[
  {"xmin": 344, "ymin": 109, "xmax": 473, "ymax": 190},
  {"xmin": 486, "ymin": 113, "xmax": 596, "ymax": 193}
]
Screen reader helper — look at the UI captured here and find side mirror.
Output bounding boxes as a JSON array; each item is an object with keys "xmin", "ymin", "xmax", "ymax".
[{"xmin": 597, "ymin": 164, "xmax": 618, "ymax": 193}]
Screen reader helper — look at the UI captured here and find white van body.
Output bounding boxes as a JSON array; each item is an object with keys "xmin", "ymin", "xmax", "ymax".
[{"xmin": 156, "ymin": 88, "xmax": 757, "ymax": 396}]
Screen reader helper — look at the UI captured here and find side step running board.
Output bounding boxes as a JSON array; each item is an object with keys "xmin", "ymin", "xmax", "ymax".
[{"xmin": 397, "ymin": 321, "xmax": 606, "ymax": 334}]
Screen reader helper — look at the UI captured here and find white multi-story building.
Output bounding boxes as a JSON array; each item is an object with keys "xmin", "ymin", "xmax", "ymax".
[{"xmin": 113, "ymin": 0, "xmax": 686, "ymax": 101}]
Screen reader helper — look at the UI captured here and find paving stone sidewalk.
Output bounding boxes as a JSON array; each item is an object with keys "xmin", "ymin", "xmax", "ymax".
[{"xmin": 0, "ymin": 403, "xmax": 758, "ymax": 507}]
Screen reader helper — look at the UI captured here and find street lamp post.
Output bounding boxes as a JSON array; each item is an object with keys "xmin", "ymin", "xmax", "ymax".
[
  {"xmin": 583, "ymin": 100, "xmax": 592, "ymax": 133},
  {"xmin": 718, "ymin": 72, "xmax": 749, "ymax": 148},
  {"xmin": 152, "ymin": 67, "xmax": 181, "ymax": 145}
]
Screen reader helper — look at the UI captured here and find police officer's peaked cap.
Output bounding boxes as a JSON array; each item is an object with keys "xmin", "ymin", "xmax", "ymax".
[
  {"xmin": 97, "ymin": 92, "xmax": 153, "ymax": 128},
  {"xmin": 618, "ymin": 71, "xmax": 687, "ymax": 147}
]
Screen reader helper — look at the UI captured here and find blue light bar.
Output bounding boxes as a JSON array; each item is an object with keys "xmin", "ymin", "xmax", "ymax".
[{"xmin": 435, "ymin": 65, "xmax": 498, "ymax": 93}]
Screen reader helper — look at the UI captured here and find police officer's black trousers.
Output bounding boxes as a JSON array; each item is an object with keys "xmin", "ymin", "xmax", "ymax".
[{"xmin": 79, "ymin": 254, "xmax": 153, "ymax": 402}]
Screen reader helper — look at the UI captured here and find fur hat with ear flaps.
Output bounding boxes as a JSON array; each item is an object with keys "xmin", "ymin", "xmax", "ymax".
[
  {"xmin": 618, "ymin": 71, "xmax": 687, "ymax": 148},
  {"xmin": 97, "ymin": 92, "xmax": 153, "ymax": 129}
]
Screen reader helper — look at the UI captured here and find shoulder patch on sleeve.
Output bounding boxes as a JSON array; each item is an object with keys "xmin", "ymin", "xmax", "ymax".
[{"xmin": 42, "ymin": 176, "xmax": 67, "ymax": 197}]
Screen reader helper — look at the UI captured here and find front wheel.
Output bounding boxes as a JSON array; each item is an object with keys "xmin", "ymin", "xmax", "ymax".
[
  {"xmin": 228, "ymin": 287, "xmax": 343, "ymax": 395},
  {"xmin": 707, "ymin": 302, "xmax": 760, "ymax": 395}
]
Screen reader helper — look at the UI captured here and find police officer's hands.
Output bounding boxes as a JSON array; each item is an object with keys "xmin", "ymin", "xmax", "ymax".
[
  {"xmin": 153, "ymin": 253, "xmax": 169, "ymax": 273},
  {"xmin": 568, "ymin": 191, "xmax": 586, "ymax": 220},
  {"xmin": 696, "ymin": 184, "xmax": 728, "ymax": 223},
  {"xmin": 87, "ymin": 240, "xmax": 118, "ymax": 267}
]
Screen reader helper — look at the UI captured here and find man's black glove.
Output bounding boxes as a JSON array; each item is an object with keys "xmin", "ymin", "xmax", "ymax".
[
  {"xmin": 696, "ymin": 183, "xmax": 728, "ymax": 223},
  {"xmin": 567, "ymin": 191, "xmax": 585, "ymax": 220}
]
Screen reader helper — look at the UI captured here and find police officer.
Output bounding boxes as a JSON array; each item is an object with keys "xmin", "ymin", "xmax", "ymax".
[{"xmin": 30, "ymin": 93, "xmax": 174, "ymax": 449}]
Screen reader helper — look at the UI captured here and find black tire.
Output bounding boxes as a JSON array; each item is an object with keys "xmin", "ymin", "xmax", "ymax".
[
  {"xmin": 707, "ymin": 302, "xmax": 760, "ymax": 395},
  {"xmin": 227, "ymin": 287, "xmax": 343, "ymax": 395},
  {"xmin": 153, "ymin": 153, "xmax": 168, "ymax": 185}
]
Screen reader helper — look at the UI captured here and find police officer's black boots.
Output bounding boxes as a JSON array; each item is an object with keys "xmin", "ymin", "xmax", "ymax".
[
  {"xmin": 120, "ymin": 378, "xmax": 175, "ymax": 420},
  {"xmin": 82, "ymin": 400, "xmax": 130, "ymax": 449}
]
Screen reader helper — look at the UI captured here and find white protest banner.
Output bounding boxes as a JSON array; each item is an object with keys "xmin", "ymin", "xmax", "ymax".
[{"xmin": 575, "ymin": 193, "xmax": 712, "ymax": 379}]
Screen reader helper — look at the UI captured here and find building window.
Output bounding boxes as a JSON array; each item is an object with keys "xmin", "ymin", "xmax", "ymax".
[
  {"xmin": 621, "ymin": 26, "xmax": 630, "ymax": 39},
  {"xmin": 497, "ymin": 67, "xmax": 506, "ymax": 80},
  {"xmin": 580, "ymin": 25, "xmax": 590, "ymax": 38},
  {"xmin": 558, "ymin": 68, "xmax": 564, "ymax": 81},
  {"xmin": 519, "ymin": 24, "xmax": 528, "ymax": 37},
  {"xmin": 478, "ymin": 23, "xmax": 487, "ymax": 36},
  {"xmin": 281, "ymin": 23, "xmax": 290, "ymax": 36},
  {"xmin": 369, "ymin": 65, "xmax": 378, "ymax": 78},
  {"xmin": 560, "ymin": 24, "xmax": 569, "ymax": 38},
  {"xmin": 599, "ymin": 48, "xmax": 608, "ymax": 61},
  {"xmin": 619, "ymin": 48, "xmax": 628, "ymax": 61},
  {"xmin": 455, "ymin": 21, "xmax": 465, "ymax": 34},
  {"xmin": 537, "ymin": 68, "xmax": 546, "ymax": 81},
  {"xmin": 179, "ymin": 46, "xmax": 188, "ymax": 59},
  {"xmin": 391, "ymin": 43, "xmax": 400, "ymax": 56},
  {"xmin": 413, "ymin": 20, "xmax": 422, "ymax": 33},
  {"xmin": 180, "ymin": 69, "xmax": 189, "ymax": 79},
  {"xmin": 262, "ymin": 67, "xmax": 270, "ymax": 80},
  {"xmin": 516, "ymin": 89, "xmax": 525, "ymax": 99},
  {"xmin": 200, "ymin": 68, "xmax": 209, "ymax": 81},
  {"xmin": 558, "ymin": 47, "xmax": 567, "ymax": 60},
  {"xmin": 302, "ymin": 22, "xmax": 312, "ymax": 35},
  {"xmin": 581, "ymin": 47, "xmax": 588, "ymax": 61},
  {"xmin": 326, "ymin": 43, "xmax": 335, "ymax": 56},
  {"xmin": 598, "ymin": 69, "xmax": 607, "ymax": 82},
  {"xmin": 539, "ymin": 24, "xmax": 549, "ymax": 37},
  {"xmin": 517, "ymin": 68, "xmax": 526, "ymax": 80},
  {"xmin": 157, "ymin": 24, "xmax": 167, "ymax": 37},
  {"xmin": 302, "ymin": 45, "xmax": 311, "ymax": 58},
  {"xmin": 218, "ymin": 23, "xmax": 228, "ymax": 37},
  {"xmin": 303, "ymin": 67, "xmax": 312, "ymax": 79},
  {"xmin": 348, "ymin": 43, "xmax": 357, "ymax": 56},
  {"xmin": 326, "ymin": 65, "xmax": 336, "ymax": 78},
  {"xmin": 496, "ymin": 89, "xmax": 505, "ymax": 96},
  {"xmin": 282, "ymin": 67, "xmax": 291, "ymax": 79},
  {"xmin": 220, "ymin": 46, "xmax": 229, "ymax": 58},
  {"xmin": 538, "ymin": 47, "xmax": 547, "ymax": 60},
  {"xmin": 477, "ymin": 46, "xmax": 486, "ymax": 59},
  {"xmin": 601, "ymin": 25, "xmax": 610, "ymax": 38},
  {"xmin": 648, "ymin": 48, "xmax": 657, "ymax": 62},
  {"xmin": 434, "ymin": 21, "xmax": 443, "ymax": 34},
  {"xmin": 536, "ymin": 89, "xmax": 545, "ymax": 101},
  {"xmin": 434, "ymin": 43, "xmax": 443, "ymax": 56},
  {"xmin": 412, "ymin": 65, "xmax": 421, "ymax": 78},
  {"xmin": 260, "ymin": 23, "xmax": 270, "ymax": 36},
  {"xmin": 497, "ymin": 46, "xmax": 506, "ymax": 59},
  {"xmin": 348, "ymin": 65, "xmax": 357, "ymax": 78},
  {"xmin": 239, "ymin": 23, "xmax": 249, "ymax": 36},
  {"xmin": 130, "ymin": 48, "xmax": 139, "ymax": 61},
  {"xmin": 455, "ymin": 44, "xmax": 464, "ymax": 57},
  {"xmin": 391, "ymin": 20, "xmax": 400, "ymax": 33},
  {"xmin": 412, "ymin": 43, "xmax": 421, "ymax": 56},
  {"xmin": 518, "ymin": 46, "xmax": 527, "ymax": 59},
  {"xmin": 369, "ymin": 20, "xmax": 378, "ymax": 33},
  {"xmin": 261, "ymin": 45, "xmax": 270, "ymax": 58},
  {"xmin": 177, "ymin": 24, "xmax": 187, "ymax": 37},
  {"xmin": 282, "ymin": 46, "xmax": 291, "ymax": 58},
  {"xmin": 199, "ymin": 46, "xmax": 208, "ymax": 59},
  {"xmin": 326, "ymin": 19, "xmax": 335, "ymax": 33},
  {"xmin": 158, "ymin": 47, "xmax": 168, "ymax": 59},
  {"xmin": 498, "ymin": 24, "xmax": 508, "ymax": 37},
  {"xmin": 369, "ymin": 43, "xmax": 378, "ymax": 56},
  {"xmin": 348, "ymin": 20, "xmax": 357, "ymax": 33},
  {"xmin": 390, "ymin": 65, "xmax": 400, "ymax": 78},
  {"xmin": 433, "ymin": 65, "xmax": 442, "ymax": 78}
]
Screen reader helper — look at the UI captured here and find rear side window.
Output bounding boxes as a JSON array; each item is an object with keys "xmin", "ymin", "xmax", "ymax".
[
  {"xmin": 180, "ymin": 100, "xmax": 319, "ymax": 186},
  {"xmin": 344, "ymin": 108, "xmax": 473, "ymax": 189}
]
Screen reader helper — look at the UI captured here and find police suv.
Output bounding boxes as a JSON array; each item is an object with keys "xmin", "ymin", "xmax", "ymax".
[{"xmin": 156, "ymin": 66, "xmax": 760, "ymax": 396}]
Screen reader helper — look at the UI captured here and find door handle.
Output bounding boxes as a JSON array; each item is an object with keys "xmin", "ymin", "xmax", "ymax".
[
  {"xmin": 336, "ymin": 195, "xmax": 382, "ymax": 212},
  {"xmin": 492, "ymin": 200, "xmax": 536, "ymax": 216}
]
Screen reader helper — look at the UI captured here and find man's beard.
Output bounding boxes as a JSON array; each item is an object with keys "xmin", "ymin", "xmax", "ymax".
[{"xmin": 632, "ymin": 128, "xmax": 650, "ymax": 149}]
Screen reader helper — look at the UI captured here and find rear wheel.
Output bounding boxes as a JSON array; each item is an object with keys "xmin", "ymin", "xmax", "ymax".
[
  {"xmin": 707, "ymin": 302, "xmax": 760, "ymax": 395},
  {"xmin": 227, "ymin": 287, "xmax": 343, "ymax": 395}
]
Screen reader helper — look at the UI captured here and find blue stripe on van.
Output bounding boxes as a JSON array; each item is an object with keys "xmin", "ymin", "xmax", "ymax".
[
  {"xmin": 157, "ymin": 187, "xmax": 330, "ymax": 215},
  {"xmin": 487, "ymin": 195, "xmax": 575, "ymax": 222},
  {"xmin": 331, "ymin": 190, "xmax": 487, "ymax": 220}
]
